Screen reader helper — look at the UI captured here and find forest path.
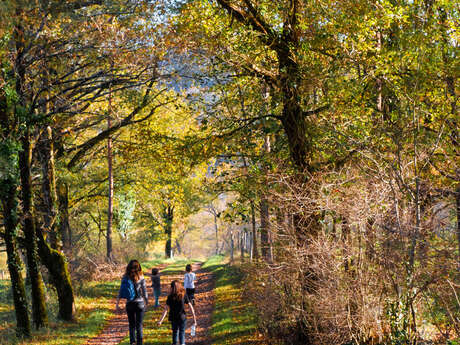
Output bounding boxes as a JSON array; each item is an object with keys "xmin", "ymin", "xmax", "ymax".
[{"xmin": 84, "ymin": 262, "xmax": 215, "ymax": 345}]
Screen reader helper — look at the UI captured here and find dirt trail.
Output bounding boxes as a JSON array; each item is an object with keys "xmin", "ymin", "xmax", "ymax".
[
  {"xmin": 84, "ymin": 262, "xmax": 215, "ymax": 345},
  {"xmin": 187, "ymin": 263, "xmax": 215, "ymax": 345}
]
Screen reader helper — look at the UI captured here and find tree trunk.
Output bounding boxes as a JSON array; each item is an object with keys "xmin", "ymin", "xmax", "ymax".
[
  {"xmin": 277, "ymin": 50, "xmax": 321, "ymax": 236},
  {"xmin": 247, "ymin": 228, "xmax": 253, "ymax": 261},
  {"xmin": 214, "ymin": 213, "xmax": 219, "ymax": 255},
  {"xmin": 38, "ymin": 127, "xmax": 59, "ymax": 249},
  {"xmin": 37, "ymin": 128, "xmax": 76, "ymax": 320},
  {"xmin": 250, "ymin": 201, "xmax": 258, "ymax": 261},
  {"xmin": 18, "ymin": 133, "xmax": 48, "ymax": 329},
  {"xmin": 106, "ymin": 69, "xmax": 114, "ymax": 262},
  {"xmin": 57, "ymin": 182, "xmax": 72, "ymax": 250},
  {"xmin": 240, "ymin": 230, "xmax": 244, "ymax": 262},
  {"xmin": 0, "ymin": 79, "xmax": 30, "ymax": 338},
  {"xmin": 107, "ymin": 113, "xmax": 114, "ymax": 262},
  {"xmin": 175, "ymin": 238, "xmax": 182, "ymax": 255},
  {"xmin": 14, "ymin": 7, "xmax": 48, "ymax": 328},
  {"xmin": 230, "ymin": 229, "xmax": 234, "ymax": 263},
  {"xmin": 36, "ymin": 227, "xmax": 76, "ymax": 320},
  {"xmin": 164, "ymin": 205, "xmax": 174, "ymax": 258},
  {"xmin": 216, "ymin": 0, "xmax": 311, "ymax": 172},
  {"xmin": 277, "ymin": 42, "xmax": 311, "ymax": 172},
  {"xmin": 1, "ymin": 179, "xmax": 31, "ymax": 337}
]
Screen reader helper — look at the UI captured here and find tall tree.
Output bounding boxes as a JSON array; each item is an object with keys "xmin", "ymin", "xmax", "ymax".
[
  {"xmin": 176, "ymin": 0, "xmax": 330, "ymax": 171},
  {"xmin": 36, "ymin": 128, "xmax": 75, "ymax": 320},
  {"xmin": 0, "ymin": 90, "xmax": 31, "ymax": 337},
  {"xmin": 14, "ymin": 6, "xmax": 48, "ymax": 327},
  {"xmin": 106, "ymin": 67, "xmax": 114, "ymax": 262}
]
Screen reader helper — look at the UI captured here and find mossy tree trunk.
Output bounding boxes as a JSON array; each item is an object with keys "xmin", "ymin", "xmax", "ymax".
[
  {"xmin": 36, "ymin": 228, "xmax": 76, "ymax": 320},
  {"xmin": 14, "ymin": 5, "xmax": 47, "ymax": 329},
  {"xmin": 18, "ymin": 132, "xmax": 48, "ymax": 329},
  {"xmin": 1, "ymin": 177, "xmax": 31, "ymax": 337},
  {"xmin": 37, "ymin": 128, "xmax": 76, "ymax": 320},
  {"xmin": 2, "ymin": 184, "xmax": 31, "ymax": 337},
  {"xmin": 0, "ymin": 56, "xmax": 31, "ymax": 340}
]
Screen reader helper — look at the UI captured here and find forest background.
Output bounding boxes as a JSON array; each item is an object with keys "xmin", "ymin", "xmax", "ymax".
[{"xmin": 0, "ymin": 0, "xmax": 458, "ymax": 344}]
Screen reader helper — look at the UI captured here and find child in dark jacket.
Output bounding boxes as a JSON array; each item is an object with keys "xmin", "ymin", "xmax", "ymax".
[{"xmin": 152, "ymin": 267, "xmax": 161, "ymax": 308}]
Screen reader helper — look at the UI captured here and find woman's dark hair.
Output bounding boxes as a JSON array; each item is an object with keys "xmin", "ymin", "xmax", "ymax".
[
  {"xmin": 152, "ymin": 268, "xmax": 159, "ymax": 276},
  {"xmin": 169, "ymin": 280, "xmax": 185, "ymax": 301},
  {"xmin": 185, "ymin": 264, "xmax": 192, "ymax": 272},
  {"xmin": 125, "ymin": 260, "xmax": 142, "ymax": 282}
]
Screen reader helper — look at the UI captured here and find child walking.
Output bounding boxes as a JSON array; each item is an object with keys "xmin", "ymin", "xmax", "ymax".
[
  {"xmin": 183, "ymin": 264, "xmax": 196, "ymax": 305},
  {"xmin": 158, "ymin": 280, "xmax": 197, "ymax": 345},
  {"xmin": 116, "ymin": 260, "xmax": 148, "ymax": 345},
  {"xmin": 151, "ymin": 268, "xmax": 161, "ymax": 308}
]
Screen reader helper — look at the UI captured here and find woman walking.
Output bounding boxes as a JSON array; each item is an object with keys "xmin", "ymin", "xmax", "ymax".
[
  {"xmin": 116, "ymin": 260, "xmax": 148, "ymax": 345},
  {"xmin": 158, "ymin": 280, "xmax": 197, "ymax": 345}
]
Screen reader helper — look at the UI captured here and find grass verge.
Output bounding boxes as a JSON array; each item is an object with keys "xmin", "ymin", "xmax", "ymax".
[{"xmin": 203, "ymin": 255, "xmax": 265, "ymax": 345}]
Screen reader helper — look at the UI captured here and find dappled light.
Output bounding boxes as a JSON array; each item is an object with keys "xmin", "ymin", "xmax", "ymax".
[{"xmin": 0, "ymin": 0, "xmax": 458, "ymax": 344}]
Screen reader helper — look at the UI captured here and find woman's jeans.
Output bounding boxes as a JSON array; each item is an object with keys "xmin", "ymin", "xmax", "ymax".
[
  {"xmin": 126, "ymin": 301, "xmax": 145, "ymax": 345},
  {"xmin": 154, "ymin": 288, "xmax": 161, "ymax": 307},
  {"xmin": 171, "ymin": 318, "xmax": 186, "ymax": 345}
]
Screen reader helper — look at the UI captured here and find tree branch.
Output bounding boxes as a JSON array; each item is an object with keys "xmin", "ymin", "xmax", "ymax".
[
  {"xmin": 216, "ymin": 0, "xmax": 276, "ymax": 41},
  {"xmin": 303, "ymin": 104, "xmax": 330, "ymax": 117},
  {"xmin": 67, "ymin": 82, "xmax": 164, "ymax": 169}
]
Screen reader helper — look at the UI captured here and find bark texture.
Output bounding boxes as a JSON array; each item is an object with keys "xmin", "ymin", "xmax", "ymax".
[
  {"xmin": 19, "ymin": 133, "xmax": 48, "ymax": 329},
  {"xmin": 1, "ymin": 180, "xmax": 31, "ymax": 337},
  {"xmin": 37, "ymin": 228, "xmax": 76, "ymax": 320},
  {"xmin": 37, "ymin": 128, "xmax": 76, "ymax": 320},
  {"xmin": 38, "ymin": 127, "xmax": 59, "ymax": 249},
  {"xmin": 58, "ymin": 182, "xmax": 72, "ymax": 250}
]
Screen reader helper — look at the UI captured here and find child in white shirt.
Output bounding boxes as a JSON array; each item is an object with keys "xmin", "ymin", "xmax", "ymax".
[{"xmin": 183, "ymin": 264, "xmax": 196, "ymax": 305}]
